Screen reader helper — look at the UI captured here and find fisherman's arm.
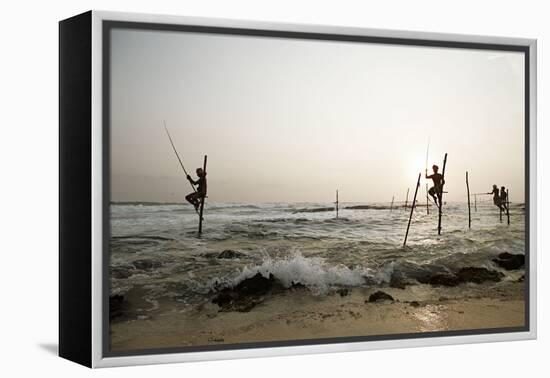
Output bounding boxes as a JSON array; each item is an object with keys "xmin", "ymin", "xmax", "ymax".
[{"xmin": 186, "ymin": 175, "xmax": 198, "ymax": 185}]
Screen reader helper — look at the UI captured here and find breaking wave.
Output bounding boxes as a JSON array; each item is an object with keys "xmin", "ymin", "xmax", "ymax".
[{"xmin": 201, "ymin": 252, "xmax": 394, "ymax": 295}]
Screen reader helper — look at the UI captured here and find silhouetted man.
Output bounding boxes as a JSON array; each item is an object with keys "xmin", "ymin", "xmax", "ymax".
[
  {"xmin": 488, "ymin": 184, "xmax": 503, "ymax": 210},
  {"xmin": 185, "ymin": 168, "xmax": 207, "ymax": 212},
  {"xmin": 426, "ymin": 164, "xmax": 444, "ymax": 207}
]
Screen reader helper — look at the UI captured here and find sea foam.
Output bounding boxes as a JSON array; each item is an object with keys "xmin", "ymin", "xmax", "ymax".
[{"xmin": 214, "ymin": 252, "xmax": 390, "ymax": 294}]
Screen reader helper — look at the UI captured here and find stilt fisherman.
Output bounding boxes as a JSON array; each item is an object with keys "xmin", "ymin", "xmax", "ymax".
[{"xmin": 185, "ymin": 168, "xmax": 207, "ymax": 212}]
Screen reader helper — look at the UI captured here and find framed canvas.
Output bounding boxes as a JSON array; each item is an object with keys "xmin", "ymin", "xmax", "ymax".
[{"xmin": 59, "ymin": 10, "xmax": 537, "ymax": 368}]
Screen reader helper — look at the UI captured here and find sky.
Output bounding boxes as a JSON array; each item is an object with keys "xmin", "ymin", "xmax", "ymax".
[{"xmin": 109, "ymin": 28, "xmax": 525, "ymax": 203}]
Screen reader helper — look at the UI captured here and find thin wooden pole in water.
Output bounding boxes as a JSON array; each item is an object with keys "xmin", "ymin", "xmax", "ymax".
[
  {"xmin": 426, "ymin": 183, "xmax": 429, "ymax": 214},
  {"xmin": 474, "ymin": 194, "xmax": 477, "ymax": 212},
  {"xmin": 403, "ymin": 173, "xmax": 421, "ymax": 247},
  {"xmin": 198, "ymin": 155, "xmax": 207, "ymax": 235},
  {"xmin": 500, "ymin": 207, "xmax": 503, "ymax": 223},
  {"xmin": 437, "ymin": 153, "xmax": 448, "ymax": 235},
  {"xmin": 336, "ymin": 189, "xmax": 339, "ymax": 219},
  {"xmin": 466, "ymin": 171, "xmax": 471, "ymax": 229},
  {"xmin": 390, "ymin": 196, "xmax": 394, "ymax": 212},
  {"xmin": 507, "ymin": 190, "xmax": 511, "ymax": 224},
  {"xmin": 405, "ymin": 188, "xmax": 410, "ymax": 209}
]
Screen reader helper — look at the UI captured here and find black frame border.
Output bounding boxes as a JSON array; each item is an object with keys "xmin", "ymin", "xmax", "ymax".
[
  {"xmin": 101, "ymin": 20, "xmax": 531, "ymax": 359},
  {"xmin": 59, "ymin": 10, "xmax": 93, "ymax": 367}
]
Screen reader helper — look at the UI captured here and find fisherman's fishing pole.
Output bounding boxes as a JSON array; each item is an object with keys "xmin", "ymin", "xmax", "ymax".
[
  {"xmin": 425, "ymin": 138, "xmax": 430, "ymax": 214},
  {"xmin": 164, "ymin": 120, "xmax": 196, "ymax": 193},
  {"xmin": 425, "ymin": 138, "xmax": 430, "ymax": 175}
]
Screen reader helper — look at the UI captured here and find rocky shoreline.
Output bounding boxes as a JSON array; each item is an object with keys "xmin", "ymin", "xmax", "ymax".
[
  {"xmin": 109, "ymin": 251, "xmax": 525, "ymax": 322},
  {"xmin": 109, "ymin": 278, "xmax": 525, "ymax": 351}
]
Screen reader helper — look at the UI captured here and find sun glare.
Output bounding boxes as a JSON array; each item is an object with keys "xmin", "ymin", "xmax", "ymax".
[{"xmin": 409, "ymin": 157, "xmax": 426, "ymax": 179}]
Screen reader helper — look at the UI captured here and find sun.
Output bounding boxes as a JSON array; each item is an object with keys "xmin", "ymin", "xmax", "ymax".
[{"xmin": 408, "ymin": 157, "xmax": 426, "ymax": 179}]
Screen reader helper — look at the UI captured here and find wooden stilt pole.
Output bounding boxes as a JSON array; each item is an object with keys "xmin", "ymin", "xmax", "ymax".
[
  {"xmin": 405, "ymin": 188, "xmax": 410, "ymax": 209},
  {"xmin": 474, "ymin": 194, "xmax": 477, "ymax": 212},
  {"xmin": 403, "ymin": 173, "xmax": 421, "ymax": 247},
  {"xmin": 466, "ymin": 171, "xmax": 471, "ymax": 229},
  {"xmin": 198, "ymin": 155, "xmax": 207, "ymax": 235},
  {"xmin": 426, "ymin": 183, "xmax": 429, "ymax": 214},
  {"xmin": 336, "ymin": 189, "xmax": 339, "ymax": 219},
  {"xmin": 500, "ymin": 207, "xmax": 503, "ymax": 223},
  {"xmin": 390, "ymin": 196, "xmax": 394, "ymax": 212},
  {"xmin": 437, "ymin": 153, "xmax": 448, "ymax": 235},
  {"xmin": 507, "ymin": 190, "xmax": 511, "ymax": 224}
]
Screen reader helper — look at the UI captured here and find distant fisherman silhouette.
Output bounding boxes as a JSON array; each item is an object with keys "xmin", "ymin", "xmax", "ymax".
[
  {"xmin": 185, "ymin": 168, "xmax": 207, "ymax": 212},
  {"xmin": 488, "ymin": 184, "xmax": 504, "ymax": 210},
  {"xmin": 426, "ymin": 164, "xmax": 444, "ymax": 207}
]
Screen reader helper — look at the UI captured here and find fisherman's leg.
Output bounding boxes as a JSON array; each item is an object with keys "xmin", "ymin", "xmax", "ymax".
[
  {"xmin": 186, "ymin": 193, "xmax": 200, "ymax": 209},
  {"xmin": 185, "ymin": 193, "xmax": 194, "ymax": 205},
  {"xmin": 193, "ymin": 193, "xmax": 203, "ymax": 211},
  {"xmin": 428, "ymin": 187, "xmax": 438, "ymax": 204}
]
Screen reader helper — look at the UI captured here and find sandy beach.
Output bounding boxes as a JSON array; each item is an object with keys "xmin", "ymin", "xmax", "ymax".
[{"xmin": 110, "ymin": 279, "xmax": 524, "ymax": 352}]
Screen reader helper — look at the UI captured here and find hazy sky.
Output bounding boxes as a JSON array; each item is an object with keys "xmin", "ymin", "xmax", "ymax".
[{"xmin": 110, "ymin": 28, "xmax": 525, "ymax": 203}]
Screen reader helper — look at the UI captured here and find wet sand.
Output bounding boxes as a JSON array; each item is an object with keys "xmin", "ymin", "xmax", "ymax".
[{"xmin": 110, "ymin": 280, "xmax": 525, "ymax": 352}]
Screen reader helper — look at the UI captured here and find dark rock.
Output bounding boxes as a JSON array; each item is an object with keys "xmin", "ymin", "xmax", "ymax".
[
  {"xmin": 389, "ymin": 272, "xmax": 408, "ymax": 289},
  {"xmin": 233, "ymin": 273, "xmax": 276, "ymax": 296},
  {"xmin": 409, "ymin": 301, "xmax": 420, "ymax": 307},
  {"xmin": 422, "ymin": 267, "xmax": 503, "ymax": 287},
  {"xmin": 368, "ymin": 291, "xmax": 394, "ymax": 302},
  {"xmin": 428, "ymin": 274, "xmax": 461, "ymax": 287},
  {"xmin": 132, "ymin": 259, "xmax": 161, "ymax": 271},
  {"xmin": 493, "ymin": 253, "xmax": 525, "ymax": 270},
  {"xmin": 498, "ymin": 252, "xmax": 516, "ymax": 259},
  {"xmin": 337, "ymin": 288, "xmax": 350, "ymax": 297},
  {"xmin": 218, "ymin": 249, "xmax": 247, "ymax": 259},
  {"xmin": 290, "ymin": 281, "xmax": 306, "ymax": 289},
  {"xmin": 518, "ymin": 275, "xmax": 525, "ymax": 282},
  {"xmin": 413, "ymin": 265, "xmax": 451, "ymax": 285},
  {"xmin": 212, "ymin": 273, "xmax": 277, "ymax": 312},
  {"xmin": 109, "ymin": 294, "xmax": 127, "ymax": 320},
  {"xmin": 211, "ymin": 291, "xmax": 234, "ymax": 307},
  {"xmin": 456, "ymin": 267, "xmax": 503, "ymax": 284},
  {"xmin": 415, "ymin": 274, "xmax": 432, "ymax": 285}
]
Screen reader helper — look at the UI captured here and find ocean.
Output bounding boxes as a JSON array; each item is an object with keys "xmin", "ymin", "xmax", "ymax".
[{"xmin": 109, "ymin": 201, "xmax": 525, "ymax": 310}]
